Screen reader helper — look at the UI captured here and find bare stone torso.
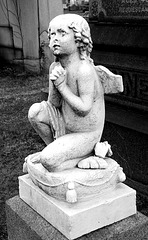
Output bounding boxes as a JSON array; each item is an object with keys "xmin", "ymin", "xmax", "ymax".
[{"xmin": 61, "ymin": 61, "xmax": 105, "ymax": 134}]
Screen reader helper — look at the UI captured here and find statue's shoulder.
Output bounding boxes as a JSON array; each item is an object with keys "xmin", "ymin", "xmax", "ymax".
[{"xmin": 77, "ymin": 60, "xmax": 96, "ymax": 78}]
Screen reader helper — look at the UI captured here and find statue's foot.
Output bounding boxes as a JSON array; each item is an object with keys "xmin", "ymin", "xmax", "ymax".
[
  {"xmin": 25, "ymin": 152, "xmax": 41, "ymax": 163},
  {"xmin": 78, "ymin": 156, "xmax": 108, "ymax": 169},
  {"xmin": 23, "ymin": 152, "xmax": 41, "ymax": 173}
]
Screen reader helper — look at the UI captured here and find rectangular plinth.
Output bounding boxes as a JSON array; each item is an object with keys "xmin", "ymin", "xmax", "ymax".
[
  {"xmin": 6, "ymin": 196, "xmax": 148, "ymax": 240},
  {"xmin": 19, "ymin": 174, "xmax": 137, "ymax": 240}
]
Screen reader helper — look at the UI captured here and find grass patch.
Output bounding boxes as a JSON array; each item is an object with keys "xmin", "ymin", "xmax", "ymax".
[{"xmin": 0, "ymin": 65, "xmax": 47, "ymax": 239}]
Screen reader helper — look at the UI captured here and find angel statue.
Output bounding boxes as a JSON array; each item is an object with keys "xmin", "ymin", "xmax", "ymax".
[{"xmin": 23, "ymin": 14, "xmax": 125, "ymax": 203}]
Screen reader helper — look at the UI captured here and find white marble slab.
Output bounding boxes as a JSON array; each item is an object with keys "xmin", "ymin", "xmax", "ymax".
[{"xmin": 19, "ymin": 174, "xmax": 136, "ymax": 240}]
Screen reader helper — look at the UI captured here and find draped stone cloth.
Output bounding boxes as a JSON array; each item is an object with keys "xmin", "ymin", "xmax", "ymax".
[
  {"xmin": 41, "ymin": 101, "xmax": 66, "ymax": 140},
  {"xmin": 26, "ymin": 158, "xmax": 125, "ymax": 201}
]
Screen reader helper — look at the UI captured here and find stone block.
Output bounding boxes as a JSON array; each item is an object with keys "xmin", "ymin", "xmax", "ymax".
[
  {"xmin": 18, "ymin": 174, "xmax": 136, "ymax": 239},
  {"xmin": 6, "ymin": 195, "xmax": 148, "ymax": 240}
]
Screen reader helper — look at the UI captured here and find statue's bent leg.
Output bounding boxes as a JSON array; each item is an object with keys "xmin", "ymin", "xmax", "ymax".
[
  {"xmin": 40, "ymin": 130, "xmax": 101, "ymax": 171},
  {"xmin": 28, "ymin": 101, "xmax": 54, "ymax": 145}
]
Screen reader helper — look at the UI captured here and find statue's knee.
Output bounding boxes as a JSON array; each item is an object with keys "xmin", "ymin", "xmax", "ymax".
[{"xmin": 28, "ymin": 103, "xmax": 41, "ymax": 123}]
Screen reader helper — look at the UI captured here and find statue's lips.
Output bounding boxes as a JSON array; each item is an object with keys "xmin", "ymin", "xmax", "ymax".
[{"xmin": 53, "ymin": 44, "xmax": 60, "ymax": 49}]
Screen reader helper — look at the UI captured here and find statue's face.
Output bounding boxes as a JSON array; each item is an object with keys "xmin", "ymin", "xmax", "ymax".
[{"xmin": 49, "ymin": 19, "xmax": 77, "ymax": 57}]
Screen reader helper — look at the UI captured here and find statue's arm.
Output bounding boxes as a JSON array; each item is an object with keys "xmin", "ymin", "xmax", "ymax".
[
  {"xmin": 58, "ymin": 64, "xmax": 95, "ymax": 116},
  {"xmin": 48, "ymin": 63, "xmax": 62, "ymax": 108}
]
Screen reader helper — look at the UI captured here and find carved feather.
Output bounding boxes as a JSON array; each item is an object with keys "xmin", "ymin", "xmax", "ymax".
[{"xmin": 95, "ymin": 65, "xmax": 124, "ymax": 94}]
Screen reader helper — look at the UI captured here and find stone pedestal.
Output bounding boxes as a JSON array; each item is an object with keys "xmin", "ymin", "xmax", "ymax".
[
  {"xmin": 17, "ymin": 174, "xmax": 137, "ymax": 239},
  {"xmin": 6, "ymin": 195, "xmax": 148, "ymax": 240}
]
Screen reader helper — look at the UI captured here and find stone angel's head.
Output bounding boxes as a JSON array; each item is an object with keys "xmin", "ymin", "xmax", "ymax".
[{"xmin": 48, "ymin": 14, "xmax": 93, "ymax": 62}]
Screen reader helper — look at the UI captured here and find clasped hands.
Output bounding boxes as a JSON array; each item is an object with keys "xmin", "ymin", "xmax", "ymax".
[{"xmin": 50, "ymin": 63, "xmax": 66, "ymax": 90}]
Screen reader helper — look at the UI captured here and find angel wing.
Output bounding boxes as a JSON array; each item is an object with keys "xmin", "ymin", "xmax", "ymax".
[{"xmin": 94, "ymin": 65, "xmax": 124, "ymax": 94}]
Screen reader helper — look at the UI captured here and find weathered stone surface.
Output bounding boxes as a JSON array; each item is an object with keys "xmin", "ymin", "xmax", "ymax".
[
  {"xmin": 18, "ymin": 174, "xmax": 136, "ymax": 239},
  {"xmin": 6, "ymin": 195, "xmax": 148, "ymax": 240}
]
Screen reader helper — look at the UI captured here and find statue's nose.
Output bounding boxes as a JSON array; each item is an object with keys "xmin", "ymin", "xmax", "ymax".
[{"xmin": 54, "ymin": 38, "xmax": 58, "ymax": 42}]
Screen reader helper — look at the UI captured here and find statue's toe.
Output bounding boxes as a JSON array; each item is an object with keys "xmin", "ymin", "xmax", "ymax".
[
  {"xmin": 96, "ymin": 158, "xmax": 108, "ymax": 169},
  {"xmin": 78, "ymin": 156, "xmax": 108, "ymax": 169},
  {"xmin": 89, "ymin": 158, "xmax": 99, "ymax": 168},
  {"xmin": 78, "ymin": 158, "xmax": 90, "ymax": 168}
]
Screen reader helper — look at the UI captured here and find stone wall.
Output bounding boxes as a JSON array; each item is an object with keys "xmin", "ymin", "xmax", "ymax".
[{"xmin": 0, "ymin": 0, "xmax": 63, "ymax": 72}]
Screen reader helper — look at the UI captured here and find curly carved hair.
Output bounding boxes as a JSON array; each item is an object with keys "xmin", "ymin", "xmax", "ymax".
[{"xmin": 48, "ymin": 14, "xmax": 93, "ymax": 63}]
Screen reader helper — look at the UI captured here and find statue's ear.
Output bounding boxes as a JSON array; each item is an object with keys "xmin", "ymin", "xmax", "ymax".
[{"xmin": 75, "ymin": 41, "xmax": 80, "ymax": 48}]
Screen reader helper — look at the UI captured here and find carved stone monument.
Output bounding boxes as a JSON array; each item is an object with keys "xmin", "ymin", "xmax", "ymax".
[
  {"xmin": 19, "ymin": 14, "xmax": 136, "ymax": 239},
  {"xmin": 89, "ymin": 0, "xmax": 148, "ymax": 192},
  {"xmin": 89, "ymin": 0, "xmax": 148, "ymax": 21}
]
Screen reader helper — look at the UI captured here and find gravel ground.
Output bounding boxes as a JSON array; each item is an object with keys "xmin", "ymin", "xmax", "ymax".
[{"xmin": 0, "ymin": 64, "xmax": 148, "ymax": 240}]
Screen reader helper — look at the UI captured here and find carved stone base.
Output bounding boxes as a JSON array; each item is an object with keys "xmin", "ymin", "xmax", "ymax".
[
  {"xmin": 25, "ymin": 158, "xmax": 126, "ymax": 203},
  {"xmin": 19, "ymin": 175, "xmax": 136, "ymax": 240}
]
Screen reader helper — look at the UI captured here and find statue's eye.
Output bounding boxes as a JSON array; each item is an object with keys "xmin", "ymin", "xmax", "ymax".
[
  {"xmin": 58, "ymin": 29, "xmax": 66, "ymax": 36},
  {"xmin": 61, "ymin": 31, "xmax": 66, "ymax": 36}
]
